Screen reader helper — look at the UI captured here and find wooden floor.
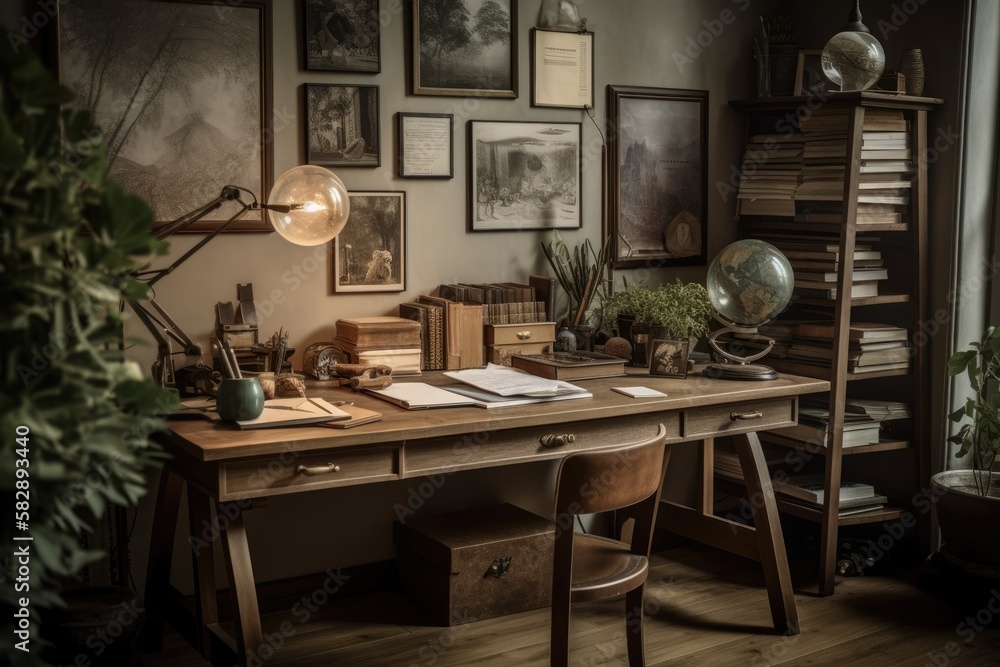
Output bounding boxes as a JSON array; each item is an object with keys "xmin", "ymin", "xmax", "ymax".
[{"xmin": 143, "ymin": 545, "xmax": 1000, "ymax": 666}]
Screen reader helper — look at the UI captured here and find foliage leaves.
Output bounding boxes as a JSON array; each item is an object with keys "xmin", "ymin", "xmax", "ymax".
[
  {"xmin": 947, "ymin": 326, "xmax": 1000, "ymax": 495},
  {"xmin": 0, "ymin": 33, "xmax": 177, "ymax": 661},
  {"xmin": 604, "ymin": 280, "xmax": 715, "ymax": 341}
]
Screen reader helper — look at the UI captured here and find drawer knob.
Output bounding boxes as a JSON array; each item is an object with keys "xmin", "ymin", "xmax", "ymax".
[
  {"xmin": 516, "ymin": 331, "xmax": 533, "ymax": 340},
  {"xmin": 540, "ymin": 433, "xmax": 576, "ymax": 447},
  {"xmin": 296, "ymin": 462, "xmax": 341, "ymax": 476},
  {"xmin": 730, "ymin": 411, "xmax": 764, "ymax": 421}
]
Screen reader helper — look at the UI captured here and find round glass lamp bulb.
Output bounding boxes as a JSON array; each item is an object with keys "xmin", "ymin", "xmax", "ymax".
[
  {"xmin": 821, "ymin": 30, "xmax": 885, "ymax": 91},
  {"xmin": 267, "ymin": 165, "xmax": 350, "ymax": 246},
  {"xmin": 706, "ymin": 239, "xmax": 794, "ymax": 326}
]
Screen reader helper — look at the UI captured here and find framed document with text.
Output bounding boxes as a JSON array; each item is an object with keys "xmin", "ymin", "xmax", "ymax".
[
  {"xmin": 530, "ymin": 29, "xmax": 594, "ymax": 109},
  {"xmin": 397, "ymin": 113, "xmax": 454, "ymax": 178}
]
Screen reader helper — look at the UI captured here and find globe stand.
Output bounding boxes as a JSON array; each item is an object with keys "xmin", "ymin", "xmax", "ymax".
[{"xmin": 703, "ymin": 316, "xmax": 779, "ymax": 381}]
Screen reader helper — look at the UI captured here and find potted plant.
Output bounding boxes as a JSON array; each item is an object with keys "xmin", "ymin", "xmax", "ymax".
[
  {"xmin": 0, "ymin": 40, "xmax": 176, "ymax": 665},
  {"xmin": 603, "ymin": 280, "xmax": 714, "ymax": 368},
  {"xmin": 753, "ymin": 14, "xmax": 799, "ymax": 97},
  {"xmin": 933, "ymin": 326, "xmax": 1000, "ymax": 576}
]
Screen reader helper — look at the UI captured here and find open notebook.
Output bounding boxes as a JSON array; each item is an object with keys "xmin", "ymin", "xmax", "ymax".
[{"xmin": 191, "ymin": 397, "xmax": 351, "ymax": 429}]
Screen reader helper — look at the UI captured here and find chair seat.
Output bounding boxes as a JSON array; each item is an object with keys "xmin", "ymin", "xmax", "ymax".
[{"xmin": 570, "ymin": 534, "xmax": 649, "ymax": 603}]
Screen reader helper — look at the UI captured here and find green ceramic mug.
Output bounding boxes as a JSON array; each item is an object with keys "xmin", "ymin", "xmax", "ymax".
[{"xmin": 217, "ymin": 378, "xmax": 265, "ymax": 422}]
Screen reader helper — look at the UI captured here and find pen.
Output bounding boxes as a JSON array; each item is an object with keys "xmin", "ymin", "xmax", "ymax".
[{"xmin": 307, "ymin": 397, "xmax": 336, "ymax": 415}]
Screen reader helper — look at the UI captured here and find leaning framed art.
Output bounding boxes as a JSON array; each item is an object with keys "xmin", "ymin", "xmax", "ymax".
[
  {"xmin": 57, "ymin": 0, "xmax": 274, "ymax": 232},
  {"xmin": 334, "ymin": 191, "xmax": 406, "ymax": 293},
  {"xmin": 467, "ymin": 120, "xmax": 581, "ymax": 231},
  {"xmin": 605, "ymin": 85, "xmax": 708, "ymax": 268}
]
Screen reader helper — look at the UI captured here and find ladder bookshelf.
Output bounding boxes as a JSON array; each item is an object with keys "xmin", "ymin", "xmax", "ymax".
[{"xmin": 729, "ymin": 92, "xmax": 942, "ymax": 595}]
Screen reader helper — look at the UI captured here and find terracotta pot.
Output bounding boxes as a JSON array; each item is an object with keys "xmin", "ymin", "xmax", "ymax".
[{"xmin": 930, "ymin": 470, "xmax": 1000, "ymax": 577}]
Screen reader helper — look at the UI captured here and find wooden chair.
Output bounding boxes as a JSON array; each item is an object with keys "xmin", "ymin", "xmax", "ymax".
[{"xmin": 550, "ymin": 424, "xmax": 670, "ymax": 667}]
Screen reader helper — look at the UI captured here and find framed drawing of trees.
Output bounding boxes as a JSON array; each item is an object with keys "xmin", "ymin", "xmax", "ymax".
[
  {"xmin": 606, "ymin": 85, "xmax": 708, "ymax": 268},
  {"xmin": 57, "ymin": 0, "xmax": 273, "ymax": 232},
  {"xmin": 334, "ymin": 192, "xmax": 406, "ymax": 293},
  {"xmin": 305, "ymin": 84, "xmax": 380, "ymax": 168},
  {"xmin": 412, "ymin": 0, "xmax": 517, "ymax": 98}
]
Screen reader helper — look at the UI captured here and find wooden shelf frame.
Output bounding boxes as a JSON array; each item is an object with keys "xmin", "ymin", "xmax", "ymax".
[{"xmin": 731, "ymin": 94, "xmax": 941, "ymax": 596}]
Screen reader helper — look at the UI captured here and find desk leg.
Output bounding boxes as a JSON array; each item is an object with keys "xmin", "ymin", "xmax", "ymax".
[
  {"xmin": 733, "ymin": 431, "xmax": 799, "ymax": 635},
  {"xmin": 218, "ymin": 501, "xmax": 263, "ymax": 667},
  {"xmin": 142, "ymin": 467, "xmax": 183, "ymax": 651},
  {"xmin": 188, "ymin": 487, "xmax": 219, "ymax": 660}
]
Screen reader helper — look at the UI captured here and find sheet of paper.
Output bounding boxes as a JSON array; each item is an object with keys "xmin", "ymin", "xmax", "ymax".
[
  {"xmin": 444, "ymin": 363, "xmax": 565, "ymax": 397},
  {"xmin": 446, "ymin": 384, "xmax": 592, "ymax": 408},
  {"xmin": 366, "ymin": 383, "xmax": 479, "ymax": 409},
  {"xmin": 611, "ymin": 386, "xmax": 668, "ymax": 398},
  {"xmin": 533, "ymin": 29, "xmax": 593, "ymax": 108}
]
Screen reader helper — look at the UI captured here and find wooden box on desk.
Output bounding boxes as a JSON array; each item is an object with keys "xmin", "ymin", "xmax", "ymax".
[
  {"xmin": 393, "ymin": 504, "xmax": 554, "ymax": 626},
  {"xmin": 486, "ymin": 322, "xmax": 556, "ymax": 366}
]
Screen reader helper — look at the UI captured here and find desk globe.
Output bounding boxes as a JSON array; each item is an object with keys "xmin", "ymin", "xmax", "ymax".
[{"xmin": 704, "ymin": 239, "xmax": 793, "ymax": 380}]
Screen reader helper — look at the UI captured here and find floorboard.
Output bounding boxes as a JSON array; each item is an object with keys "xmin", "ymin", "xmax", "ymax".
[{"xmin": 148, "ymin": 545, "xmax": 1000, "ymax": 666}]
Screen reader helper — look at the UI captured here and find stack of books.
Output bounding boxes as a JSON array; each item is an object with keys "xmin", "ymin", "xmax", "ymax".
[
  {"xmin": 439, "ymin": 282, "xmax": 547, "ymax": 325},
  {"xmin": 753, "ymin": 232, "xmax": 887, "ymax": 299},
  {"xmin": 773, "ymin": 473, "xmax": 888, "ymax": 517},
  {"xmin": 398, "ymin": 295, "xmax": 484, "ymax": 370},
  {"xmin": 333, "ymin": 316, "xmax": 423, "ymax": 375},
  {"xmin": 735, "ymin": 133, "xmax": 804, "ymax": 217},
  {"xmin": 769, "ymin": 396, "xmax": 882, "ymax": 449},
  {"xmin": 788, "ymin": 322, "xmax": 912, "ymax": 374}
]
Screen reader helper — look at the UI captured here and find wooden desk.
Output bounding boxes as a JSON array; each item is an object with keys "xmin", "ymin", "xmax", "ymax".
[{"xmin": 144, "ymin": 371, "xmax": 828, "ymax": 665}]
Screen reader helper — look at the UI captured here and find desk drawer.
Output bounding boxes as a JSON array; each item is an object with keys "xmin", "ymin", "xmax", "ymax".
[
  {"xmin": 220, "ymin": 446, "xmax": 400, "ymax": 501},
  {"xmin": 403, "ymin": 413, "xmax": 681, "ymax": 477},
  {"xmin": 682, "ymin": 399, "xmax": 794, "ymax": 439}
]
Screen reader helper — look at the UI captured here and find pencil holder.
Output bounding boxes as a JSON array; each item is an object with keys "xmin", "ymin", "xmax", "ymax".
[{"xmin": 217, "ymin": 378, "xmax": 265, "ymax": 421}]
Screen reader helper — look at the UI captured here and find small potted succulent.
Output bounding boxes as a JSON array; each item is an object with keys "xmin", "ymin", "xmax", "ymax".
[{"xmin": 603, "ymin": 280, "xmax": 714, "ymax": 370}]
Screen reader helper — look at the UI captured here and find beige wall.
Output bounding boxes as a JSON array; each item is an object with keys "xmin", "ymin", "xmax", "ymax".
[{"xmin": 124, "ymin": 0, "xmax": 778, "ymax": 591}]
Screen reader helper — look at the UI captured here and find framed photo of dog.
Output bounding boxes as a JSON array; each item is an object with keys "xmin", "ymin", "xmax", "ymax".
[{"xmin": 334, "ymin": 191, "xmax": 406, "ymax": 293}]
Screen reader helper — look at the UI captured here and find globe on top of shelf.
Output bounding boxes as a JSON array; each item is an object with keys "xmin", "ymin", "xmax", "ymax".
[
  {"xmin": 706, "ymin": 239, "xmax": 793, "ymax": 327},
  {"xmin": 821, "ymin": 0, "xmax": 885, "ymax": 92}
]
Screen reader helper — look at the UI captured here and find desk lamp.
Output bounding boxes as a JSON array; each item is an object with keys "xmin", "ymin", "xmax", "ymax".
[
  {"xmin": 130, "ymin": 165, "xmax": 350, "ymax": 388},
  {"xmin": 703, "ymin": 239, "xmax": 793, "ymax": 381}
]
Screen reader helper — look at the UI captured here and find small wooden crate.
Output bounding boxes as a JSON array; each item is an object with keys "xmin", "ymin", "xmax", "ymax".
[
  {"xmin": 393, "ymin": 504, "xmax": 554, "ymax": 626},
  {"xmin": 485, "ymin": 322, "xmax": 556, "ymax": 367}
]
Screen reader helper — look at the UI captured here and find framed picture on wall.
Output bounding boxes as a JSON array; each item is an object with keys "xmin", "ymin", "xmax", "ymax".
[
  {"xmin": 530, "ymin": 28, "xmax": 594, "ymax": 108},
  {"xmin": 305, "ymin": 84, "xmax": 380, "ymax": 167},
  {"xmin": 467, "ymin": 120, "xmax": 581, "ymax": 232},
  {"xmin": 334, "ymin": 191, "xmax": 406, "ymax": 293},
  {"xmin": 605, "ymin": 85, "xmax": 708, "ymax": 268},
  {"xmin": 304, "ymin": 0, "xmax": 381, "ymax": 73},
  {"xmin": 56, "ymin": 0, "xmax": 273, "ymax": 232},
  {"xmin": 397, "ymin": 112, "xmax": 454, "ymax": 178},
  {"xmin": 412, "ymin": 0, "xmax": 518, "ymax": 98}
]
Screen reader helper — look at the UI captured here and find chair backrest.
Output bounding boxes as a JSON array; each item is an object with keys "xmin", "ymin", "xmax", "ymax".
[{"xmin": 553, "ymin": 424, "xmax": 669, "ymax": 517}]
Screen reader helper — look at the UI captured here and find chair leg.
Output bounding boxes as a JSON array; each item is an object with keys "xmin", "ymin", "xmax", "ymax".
[
  {"xmin": 625, "ymin": 585, "xmax": 646, "ymax": 667},
  {"xmin": 550, "ymin": 598, "xmax": 571, "ymax": 667}
]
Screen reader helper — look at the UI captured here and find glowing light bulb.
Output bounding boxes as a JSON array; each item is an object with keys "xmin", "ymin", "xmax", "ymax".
[{"xmin": 267, "ymin": 165, "xmax": 350, "ymax": 246}]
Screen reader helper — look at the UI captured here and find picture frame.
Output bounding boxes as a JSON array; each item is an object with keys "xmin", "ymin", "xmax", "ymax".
[
  {"xmin": 606, "ymin": 85, "xmax": 708, "ymax": 268},
  {"xmin": 305, "ymin": 84, "xmax": 380, "ymax": 168},
  {"xmin": 412, "ymin": 0, "xmax": 518, "ymax": 98},
  {"xmin": 648, "ymin": 339, "xmax": 690, "ymax": 379},
  {"xmin": 304, "ymin": 0, "xmax": 381, "ymax": 73},
  {"xmin": 56, "ymin": 0, "xmax": 273, "ymax": 232},
  {"xmin": 467, "ymin": 120, "xmax": 582, "ymax": 232},
  {"xmin": 397, "ymin": 112, "xmax": 454, "ymax": 178},
  {"xmin": 334, "ymin": 191, "xmax": 406, "ymax": 293},
  {"xmin": 530, "ymin": 28, "xmax": 594, "ymax": 109},
  {"xmin": 794, "ymin": 49, "xmax": 831, "ymax": 96}
]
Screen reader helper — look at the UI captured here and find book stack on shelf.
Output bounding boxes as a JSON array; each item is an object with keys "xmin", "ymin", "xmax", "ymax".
[
  {"xmin": 790, "ymin": 107, "xmax": 912, "ymax": 226},
  {"xmin": 753, "ymin": 231, "xmax": 887, "ymax": 299},
  {"xmin": 783, "ymin": 321, "xmax": 912, "ymax": 375},
  {"xmin": 774, "ymin": 474, "xmax": 888, "ymax": 517},
  {"xmin": 334, "ymin": 316, "xmax": 423, "ymax": 375},
  {"xmin": 735, "ymin": 133, "xmax": 804, "ymax": 217},
  {"xmin": 713, "ymin": 439, "xmax": 790, "ymax": 482},
  {"xmin": 767, "ymin": 396, "xmax": 882, "ymax": 449}
]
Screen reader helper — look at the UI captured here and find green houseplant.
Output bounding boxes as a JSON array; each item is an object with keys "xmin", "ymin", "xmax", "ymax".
[
  {"xmin": 603, "ymin": 280, "xmax": 714, "ymax": 367},
  {"xmin": 931, "ymin": 326, "xmax": 1000, "ymax": 576},
  {"xmin": 0, "ymin": 38, "xmax": 176, "ymax": 665}
]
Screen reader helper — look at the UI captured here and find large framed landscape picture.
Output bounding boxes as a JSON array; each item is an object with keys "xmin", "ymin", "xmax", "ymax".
[
  {"xmin": 57, "ymin": 0, "xmax": 273, "ymax": 231},
  {"xmin": 306, "ymin": 84, "xmax": 380, "ymax": 167},
  {"xmin": 334, "ymin": 192, "xmax": 406, "ymax": 293},
  {"xmin": 412, "ymin": 0, "xmax": 518, "ymax": 98},
  {"xmin": 468, "ymin": 120, "xmax": 581, "ymax": 231},
  {"xmin": 606, "ymin": 85, "xmax": 708, "ymax": 268}
]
